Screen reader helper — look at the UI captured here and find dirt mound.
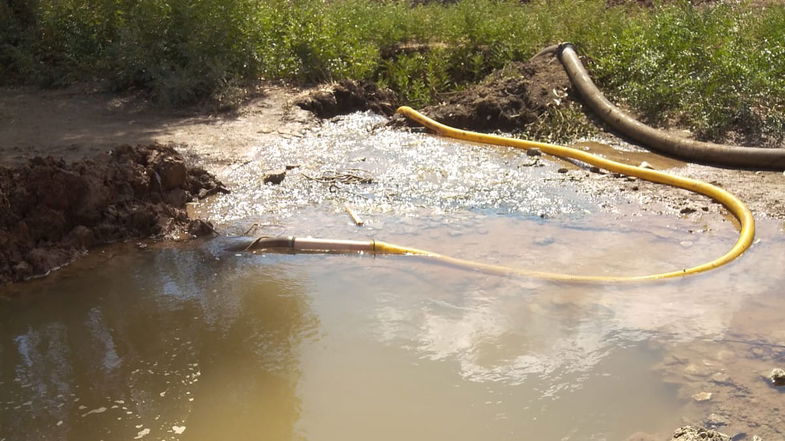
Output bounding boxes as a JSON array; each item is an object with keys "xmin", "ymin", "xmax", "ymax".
[
  {"xmin": 297, "ymin": 56, "xmax": 572, "ymax": 131},
  {"xmin": 670, "ymin": 426, "xmax": 730, "ymax": 441},
  {"xmin": 295, "ymin": 79, "xmax": 399, "ymax": 118},
  {"xmin": 0, "ymin": 144, "xmax": 227, "ymax": 284},
  {"xmin": 411, "ymin": 55, "xmax": 572, "ymax": 132}
]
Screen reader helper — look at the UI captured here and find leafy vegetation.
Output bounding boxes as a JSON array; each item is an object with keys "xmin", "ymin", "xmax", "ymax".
[
  {"xmin": 588, "ymin": 1, "xmax": 785, "ymax": 144},
  {"xmin": 1, "ymin": 0, "xmax": 783, "ymax": 143}
]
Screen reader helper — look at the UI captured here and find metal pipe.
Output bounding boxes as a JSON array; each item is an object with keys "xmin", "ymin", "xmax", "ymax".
[
  {"xmin": 230, "ymin": 236, "xmax": 376, "ymax": 253},
  {"xmin": 293, "ymin": 238, "xmax": 375, "ymax": 252}
]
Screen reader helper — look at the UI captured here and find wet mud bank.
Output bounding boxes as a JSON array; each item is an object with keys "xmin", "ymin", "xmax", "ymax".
[{"xmin": 0, "ymin": 144, "xmax": 226, "ymax": 284}]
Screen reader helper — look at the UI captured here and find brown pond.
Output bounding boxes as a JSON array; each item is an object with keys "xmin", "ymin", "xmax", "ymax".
[{"xmin": 1, "ymin": 113, "xmax": 784, "ymax": 441}]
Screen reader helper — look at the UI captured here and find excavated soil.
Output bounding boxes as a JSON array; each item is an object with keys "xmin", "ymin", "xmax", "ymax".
[
  {"xmin": 294, "ymin": 56, "xmax": 573, "ymax": 134},
  {"xmin": 295, "ymin": 79, "xmax": 399, "ymax": 119},
  {"xmin": 413, "ymin": 55, "xmax": 573, "ymax": 132},
  {"xmin": 0, "ymin": 144, "xmax": 226, "ymax": 284}
]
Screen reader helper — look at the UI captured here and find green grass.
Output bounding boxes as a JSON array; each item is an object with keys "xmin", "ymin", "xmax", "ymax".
[
  {"xmin": 1, "ymin": 0, "xmax": 783, "ymax": 143},
  {"xmin": 588, "ymin": 1, "xmax": 785, "ymax": 145}
]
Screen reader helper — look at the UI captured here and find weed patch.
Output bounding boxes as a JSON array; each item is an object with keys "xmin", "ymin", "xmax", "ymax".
[{"xmin": 1, "ymin": 0, "xmax": 783, "ymax": 143}]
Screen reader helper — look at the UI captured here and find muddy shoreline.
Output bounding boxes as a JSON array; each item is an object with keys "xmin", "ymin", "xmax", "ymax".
[
  {"xmin": 1, "ymin": 76, "xmax": 783, "ymax": 282},
  {"xmin": 0, "ymin": 79, "xmax": 785, "ymax": 441},
  {"xmin": 2, "ymin": 73, "xmax": 783, "ymax": 221},
  {"xmin": 1, "ymin": 70, "xmax": 783, "ymax": 439}
]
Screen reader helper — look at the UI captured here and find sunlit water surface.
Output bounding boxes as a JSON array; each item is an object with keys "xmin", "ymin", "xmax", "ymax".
[{"xmin": 2, "ymin": 113, "xmax": 784, "ymax": 441}]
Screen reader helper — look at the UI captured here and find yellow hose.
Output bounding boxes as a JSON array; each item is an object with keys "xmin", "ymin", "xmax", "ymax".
[{"xmin": 372, "ymin": 106, "xmax": 756, "ymax": 283}]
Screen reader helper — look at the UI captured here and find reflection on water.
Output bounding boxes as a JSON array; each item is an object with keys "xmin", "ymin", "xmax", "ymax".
[
  {"xmin": 2, "ymin": 210, "xmax": 783, "ymax": 441},
  {"xmin": 0, "ymin": 243, "xmax": 317, "ymax": 441}
]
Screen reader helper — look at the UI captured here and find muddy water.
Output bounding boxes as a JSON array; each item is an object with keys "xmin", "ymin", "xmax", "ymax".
[{"xmin": 2, "ymin": 113, "xmax": 785, "ymax": 441}]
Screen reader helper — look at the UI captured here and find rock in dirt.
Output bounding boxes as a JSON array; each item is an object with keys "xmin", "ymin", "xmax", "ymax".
[
  {"xmin": 0, "ymin": 144, "xmax": 227, "ymax": 285},
  {"xmin": 706, "ymin": 413, "xmax": 729, "ymax": 428},
  {"xmin": 399, "ymin": 55, "xmax": 573, "ymax": 132},
  {"xmin": 768, "ymin": 368, "xmax": 785, "ymax": 386},
  {"xmin": 263, "ymin": 169, "xmax": 287, "ymax": 185},
  {"xmin": 681, "ymin": 207, "xmax": 697, "ymax": 215},
  {"xmin": 671, "ymin": 426, "xmax": 730, "ymax": 441},
  {"xmin": 296, "ymin": 79, "xmax": 399, "ymax": 118},
  {"xmin": 710, "ymin": 372, "xmax": 731, "ymax": 384},
  {"xmin": 692, "ymin": 391, "xmax": 713, "ymax": 402}
]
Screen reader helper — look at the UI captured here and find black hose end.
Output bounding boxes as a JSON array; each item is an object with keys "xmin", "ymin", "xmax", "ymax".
[{"xmin": 556, "ymin": 42, "xmax": 576, "ymax": 58}]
